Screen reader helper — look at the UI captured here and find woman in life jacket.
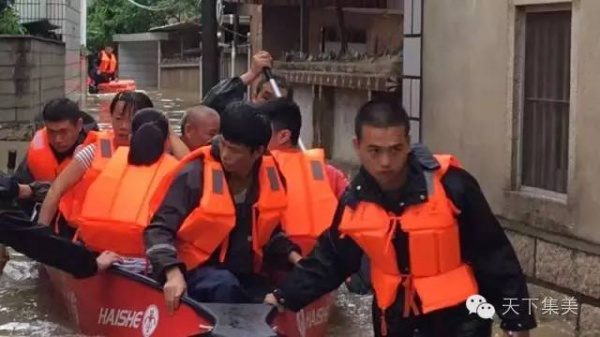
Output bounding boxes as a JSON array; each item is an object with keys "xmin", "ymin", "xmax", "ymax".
[
  {"xmin": 38, "ymin": 109, "xmax": 178, "ymax": 267},
  {"xmin": 73, "ymin": 109, "xmax": 179, "ymax": 271},
  {"xmin": 36, "ymin": 91, "xmax": 154, "ymax": 238}
]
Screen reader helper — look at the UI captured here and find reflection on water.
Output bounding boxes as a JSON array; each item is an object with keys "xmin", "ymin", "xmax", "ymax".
[{"xmin": 0, "ymin": 90, "xmax": 569, "ymax": 337}]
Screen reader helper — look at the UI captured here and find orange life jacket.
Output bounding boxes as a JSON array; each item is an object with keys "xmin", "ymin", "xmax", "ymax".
[
  {"xmin": 58, "ymin": 132, "xmax": 115, "ymax": 226},
  {"xmin": 151, "ymin": 146, "xmax": 287, "ymax": 272},
  {"xmin": 338, "ymin": 155, "xmax": 479, "ymax": 336},
  {"xmin": 271, "ymin": 149, "xmax": 338, "ymax": 254},
  {"xmin": 98, "ymin": 50, "xmax": 117, "ymax": 74},
  {"xmin": 26, "ymin": 128, "xmax": 98, "ymax": 182},
  {"xmin": 75, "ymin": 147, "xmax": 179, "ymax": 256}
]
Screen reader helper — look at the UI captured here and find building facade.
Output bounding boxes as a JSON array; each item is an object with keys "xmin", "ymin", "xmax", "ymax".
[
  {"xmin": 230, "ymin": 0, "xmax": 406, "ymax": 163},
  {"xmin": 423, "ymin": 0, "xmax": 600, "ymax": 334}
]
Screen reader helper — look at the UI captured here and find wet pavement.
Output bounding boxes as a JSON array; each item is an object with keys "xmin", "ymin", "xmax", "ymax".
[{"xmin": 0, "ymin": 90, "xmax": 573, "ymax": 336}]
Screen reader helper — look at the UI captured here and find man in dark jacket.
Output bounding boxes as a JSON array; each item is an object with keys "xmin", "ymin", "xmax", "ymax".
[
  {"xmin": 202, "ymin": 51, "xmax": 294, "ymax": 114},
  {"xmin": 265, "ymin": 99, "xmax": 536, "ymax": 337},
  {"xmin": 88, "ymin": 44, "xmax": 117, "ymax": 93},
  {"xmin": 144, "ymin": 102, "xmax": 302, "ymax": 315}
]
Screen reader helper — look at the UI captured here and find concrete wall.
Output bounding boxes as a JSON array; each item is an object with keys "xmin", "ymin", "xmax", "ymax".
[
  {"xmin": 160, "ymin": 64, "xmax": 200, "ymax": 97},
  {"xmin": 14, "ymin": 0, "xmax": 83, "ymax": 102},
  {"xmin": 0, "ymin": 36, "xmax": 65, "ymax": 123},
  {"xmin": 292, "ymin": 84, "xmax": 369, "ymax": 163},
  {"xmin": 308, "ymin": 8, "xmax": 402, "ymax": 56},
  {"xmin": 331, "ymin": 88, "xmax": 367, "ymax": 163},
  {"xmin": 118, "ymin": 41, "xmax": 159, "ymax": 89},
  {"xmin": 294, "ymin": 84, "xmax": 315, "ymax": 148},
  {"xmin": 422, "ymin": 0, "xmax": 600, "ymax": 334},
  {"xmin": 63, "ymin": 0, "xmax": 82, "ymax": 102}
]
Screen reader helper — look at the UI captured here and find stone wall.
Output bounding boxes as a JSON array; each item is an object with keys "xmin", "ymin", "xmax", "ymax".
[
  {"xmin": 0, "ymin": 36, "xmax": 65, "ymax": 137},
  {"xmin": 504, "ymin": 223, "xmax": 600, "ymax": 336},
  {"xmin": 0, "ymin": 36, "xmax": 64, "ymax": 171},
  {"xmin": 14, "ymin": 0, "xmax": 83, "ymax": 102}
]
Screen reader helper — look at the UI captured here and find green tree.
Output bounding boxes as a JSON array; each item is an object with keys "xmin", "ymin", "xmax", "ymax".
[
  {"xmin": 87, "ymin": 0, "xmax": 162, "ymax": 51},
  {"xmin": 159, "ymin": 0, "xmax": 199, "ymax": 22},
  {"xmin": 87, "ymin": 0, "xmax": 199, "ymax": 52},
  {"xmin": 0, "ymin": 0, "xmax": 26, "ymax": 35}
]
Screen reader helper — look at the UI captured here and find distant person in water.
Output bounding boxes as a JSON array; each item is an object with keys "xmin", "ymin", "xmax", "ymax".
[{"xmin": 89, "ymin": 44, "xmax": 118, "ymax": 93}]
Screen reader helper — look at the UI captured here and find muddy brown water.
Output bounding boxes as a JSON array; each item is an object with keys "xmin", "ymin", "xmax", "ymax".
[{"xmin": 0, "ymin": 90, "xmax": 569, "ymax": 336}]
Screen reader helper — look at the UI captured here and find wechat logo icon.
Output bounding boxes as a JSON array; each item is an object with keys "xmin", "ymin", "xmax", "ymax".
[{"xmin": 466, "ymin": 294, "xmax": 496, "ymax": 319}]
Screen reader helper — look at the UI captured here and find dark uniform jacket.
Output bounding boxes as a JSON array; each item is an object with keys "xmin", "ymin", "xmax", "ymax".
[
  {"xmin": 272, "ymin": 145, "xmax": 537, "ymax": 337},
  {"xmin": 144, "ymin": 139, "xmax": 300, "ymax": 284}
]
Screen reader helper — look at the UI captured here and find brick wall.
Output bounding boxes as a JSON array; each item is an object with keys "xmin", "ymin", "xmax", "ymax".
[
  {"xmin": 0, "ymin": 36, "xmax": 65, "ymax": 140},
  {"xmin": 14, "ymin": 0, "xmax": 83, "ymax": 102}
]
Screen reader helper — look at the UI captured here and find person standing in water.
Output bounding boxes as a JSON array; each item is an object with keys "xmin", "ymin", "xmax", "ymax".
[{"xmin": 265, "ymin": 99, "xmax": 536, "ymax": 337}]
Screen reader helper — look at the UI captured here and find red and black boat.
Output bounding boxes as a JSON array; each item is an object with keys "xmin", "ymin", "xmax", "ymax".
[{"xmin": 44, "ymin": 263, "xmax": 334, "ymax": 337}]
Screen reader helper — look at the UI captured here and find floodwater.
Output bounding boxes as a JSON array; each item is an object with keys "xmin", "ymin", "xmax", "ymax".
[{"xmin": 0, "ymin": 90, "xmax": 573, "ymax": 337}]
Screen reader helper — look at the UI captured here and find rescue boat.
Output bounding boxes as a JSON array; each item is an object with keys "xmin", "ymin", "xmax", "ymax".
[
  {"xmin": 44, "ymin": 265, "xmax": 334, "ymax": 337},
  {"xmin": 97, "ymin": 80, "xmax": 137, "ymax": 94}
]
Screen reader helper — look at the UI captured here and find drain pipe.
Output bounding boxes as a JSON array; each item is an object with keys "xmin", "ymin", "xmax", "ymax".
[{"xmin": 80, "ymin": 0, "xmax": 88, "ymax": 102}]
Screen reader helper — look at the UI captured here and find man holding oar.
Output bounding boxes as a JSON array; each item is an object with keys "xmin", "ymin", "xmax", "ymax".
[{"xmin": 202, "ymin": 51, "xmax": 294, "ymax": 114}]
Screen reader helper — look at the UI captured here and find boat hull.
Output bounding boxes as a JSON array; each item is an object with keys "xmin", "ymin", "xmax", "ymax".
[
  {"xmin": 44, "ymin": 266, "xmax": 214, "ymax": 337},
  {"xmin": 97, "ymin": 80, "xmax": 137, "ymax": 94},
  {"xmin": 44, "ymin": 266, "xmax": 334, "ymax": 337}
]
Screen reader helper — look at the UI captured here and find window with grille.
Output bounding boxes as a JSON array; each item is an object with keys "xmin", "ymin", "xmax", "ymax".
[{"xmin": 519, "ymin": 9, "xmax": 571, "ymax": 194}]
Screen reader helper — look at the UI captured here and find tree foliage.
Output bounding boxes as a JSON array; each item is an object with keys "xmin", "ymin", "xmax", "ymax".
[
  {"xmin": 87, "ymin": 0, "xmax": 198, "ymax": 52},
  {"xmin": 0, "ymin": 0, "xmax": 26, "ymax": 35}
]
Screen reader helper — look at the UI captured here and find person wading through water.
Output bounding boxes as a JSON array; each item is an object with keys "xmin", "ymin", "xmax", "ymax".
[{"xmin": 265, "ymin": 99, "xmax": 536, "ymax": 337}]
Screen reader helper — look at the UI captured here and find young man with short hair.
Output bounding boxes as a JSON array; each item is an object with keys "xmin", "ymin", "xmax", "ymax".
[{"xmin": 265, "ymin": 99, "xmax": 536, "ymax": 337}]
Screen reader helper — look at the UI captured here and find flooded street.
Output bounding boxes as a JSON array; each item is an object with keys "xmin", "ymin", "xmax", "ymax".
[{"xmin": 0, "ymin": 90, "xmax": 572, "ymax": 337}]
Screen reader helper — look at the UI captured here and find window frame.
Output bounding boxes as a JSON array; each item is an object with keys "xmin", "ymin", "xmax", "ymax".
[{"xmin": 512, "ymin": 2, "xmax": 574, "ymax": 201}]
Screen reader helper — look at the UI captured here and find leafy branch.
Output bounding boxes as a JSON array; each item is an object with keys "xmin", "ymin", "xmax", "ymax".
[
  {"xmin": 87, "ymin": 0, "xmax": 199, "ymax": 52},
  {"xmin": 0, "ymin": 0, "xmax": 26, "ymax": 35}
]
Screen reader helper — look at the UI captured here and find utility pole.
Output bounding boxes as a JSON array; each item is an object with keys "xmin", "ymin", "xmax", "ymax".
[
  {"xmin": 230, "ymin": 4, "xmax": 239, "ymax": 77},
  {"xmin": 202, "ymin": 0, "xmax": 219, "ymax": 97}
]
